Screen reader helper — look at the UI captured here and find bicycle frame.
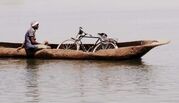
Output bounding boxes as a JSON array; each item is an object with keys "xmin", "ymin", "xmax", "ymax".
[
  {"xmin": 74, "ymin": 32, "xmax": 102, "ymax": 52},
  {"xmin": 76, "ymin": 34, "xmax": 101, "ymax": 44},
  {"xmin": 73, "ymin": 30, "xmax": 106, "ymax": 52}
]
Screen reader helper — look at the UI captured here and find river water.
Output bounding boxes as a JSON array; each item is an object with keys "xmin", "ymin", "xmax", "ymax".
[{"xmin": 0, "ymin": 0, "xmax": 179, "ymax": 103}]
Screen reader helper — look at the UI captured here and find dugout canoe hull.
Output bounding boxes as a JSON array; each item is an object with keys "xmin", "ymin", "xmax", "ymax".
[{"xmin": 0, "ymin": 40, "xmax": 169, "ymax": 60}]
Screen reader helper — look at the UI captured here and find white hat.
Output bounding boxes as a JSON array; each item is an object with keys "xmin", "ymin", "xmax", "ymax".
[{"xmin": 31, "ymin": 21, "xmax": 39, "ymax": 27}]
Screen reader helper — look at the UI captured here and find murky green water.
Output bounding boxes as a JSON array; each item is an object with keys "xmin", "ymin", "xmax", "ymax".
[{"xmin": 0, "ymin": 0, "xmax": 179, "ymax": 103}]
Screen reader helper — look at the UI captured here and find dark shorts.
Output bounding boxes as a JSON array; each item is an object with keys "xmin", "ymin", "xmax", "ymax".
[{"xmin": 25, "ymin": 48, "xmax": 38, "ymax": 58}]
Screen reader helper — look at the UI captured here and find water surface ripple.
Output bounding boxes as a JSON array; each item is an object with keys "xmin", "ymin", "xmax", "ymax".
[{"xmin": 0, "ymin": 59, "xmax": 179, "ymax": 103}]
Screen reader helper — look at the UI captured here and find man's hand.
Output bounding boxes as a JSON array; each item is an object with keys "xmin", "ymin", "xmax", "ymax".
[
  {"xmin": 17, "ymin": 47, "xmax": 23, "ymax": 52},
  {"xmin": 43, "ymin": 40, "xmax": 49, "ymax": 45},
  {"xmin": 16, "ymin": 43, "xmax": 24, "ymax": 52}
]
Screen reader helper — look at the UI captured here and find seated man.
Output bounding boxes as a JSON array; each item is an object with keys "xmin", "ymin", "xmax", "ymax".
[{"xmin": 20, "ymin": 21, "xmax": 50, "ymax": 57}]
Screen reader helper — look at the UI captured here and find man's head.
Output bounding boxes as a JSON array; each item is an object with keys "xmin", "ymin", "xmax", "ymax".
[{"xmin": 31, "ymin": 21, "xmax": 39, "ymax": 30}]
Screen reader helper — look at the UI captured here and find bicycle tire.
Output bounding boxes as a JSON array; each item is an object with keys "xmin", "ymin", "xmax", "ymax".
[
  {"xmin": 56, "ymin": 39, "xmax": 80, "ymax": 50},
  {"xmin": 93, "ymin": 42, "xmax": 118, "ymax": 52}
]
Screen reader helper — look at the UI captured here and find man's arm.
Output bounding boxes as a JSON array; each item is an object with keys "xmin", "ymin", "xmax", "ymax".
[
  {"xmin": 17, "ymin": 41, "xmax": 25, "ymax": 51},
  {"xmin": 30, "ymin": 36, "xmax": 39, "ymax": 44}
]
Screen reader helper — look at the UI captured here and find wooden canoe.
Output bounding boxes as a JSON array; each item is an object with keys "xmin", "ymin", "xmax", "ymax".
[{"xmin": 0, "ymin": 40, "xmax": 169, "ymax": 60}]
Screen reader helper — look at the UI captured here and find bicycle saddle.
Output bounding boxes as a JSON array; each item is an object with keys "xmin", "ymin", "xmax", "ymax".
[{"xmin": 78, "ymin": 27, "xmax": 83, "ymax": 34}]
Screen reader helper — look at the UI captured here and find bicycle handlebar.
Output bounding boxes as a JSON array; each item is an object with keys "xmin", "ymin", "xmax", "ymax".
[{"xmin": 76, "ymin": 27, "xmax": 115, "ymax": 42}]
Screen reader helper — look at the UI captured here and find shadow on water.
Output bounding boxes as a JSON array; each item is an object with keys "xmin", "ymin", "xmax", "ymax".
[
  {"xmin": 0, "ymin": 58, "xmax": 147, "ymax": 69},
  {"xmin": 90, "ymin": 59, "xmax": 145, "ymax": 68},
  {"xmin": 63, "ymin": 58, "xmax": 148, "ymax": 70}
]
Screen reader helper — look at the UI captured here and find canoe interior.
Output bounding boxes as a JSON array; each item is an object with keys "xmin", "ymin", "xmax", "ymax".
[{"xmin": 0, "ymin": 40, "xmax": 154, "ymax": 50}]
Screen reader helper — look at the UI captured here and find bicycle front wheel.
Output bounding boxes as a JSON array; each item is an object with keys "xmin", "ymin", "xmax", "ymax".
[
  {"xmin": 56, "ymin": 39, "xmax": 80, "ymax": 50},
  {"xmin": 93, "ymin": 42, "xmax": 118, "ymax": 52}
]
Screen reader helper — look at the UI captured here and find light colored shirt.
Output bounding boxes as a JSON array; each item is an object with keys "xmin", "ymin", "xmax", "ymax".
[{"xmin": 24, "ymin": 27, "xmax": 37, "ymax": 49}]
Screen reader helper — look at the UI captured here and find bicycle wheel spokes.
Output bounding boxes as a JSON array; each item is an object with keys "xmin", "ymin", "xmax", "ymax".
[
  {"xmin": 57, "ymin": 39, "xmax": 80, "ymax": 50},
  {"xmin": 64, "ymin": 43, "xmax": 74, "ymax": 49},
  {"xmin": 105, "ymin": 43, "xmax": 116, "ymax": 49},
  {"xmin": 93, "ymin": 42, "xmax": 118, "ymax": 52}
]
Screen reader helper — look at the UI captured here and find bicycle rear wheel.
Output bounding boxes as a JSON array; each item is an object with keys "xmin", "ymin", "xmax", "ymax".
[
  {"xmin": 56, "ymin": 39, "xmax": 80, "ymax": 50},
  {"xmin": 93, "ymin": 42, "xmax": 118, "ymax": 52}
]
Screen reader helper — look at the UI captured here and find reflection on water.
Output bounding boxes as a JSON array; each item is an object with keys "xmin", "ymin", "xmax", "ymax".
[
  {"xmin": 0, "ymin": 58, "xmax": 179, "ymax": 103},
  {"xmin": 25, "ymin": 59, "xmax": 40, "ymax": 103},
  {"xmin": 21, "ymin": 59, "xmax": 151, "ymax": 103},
  {"xmin": 26, "ymin": 59, "xmax": 41, "ymax": 69}
]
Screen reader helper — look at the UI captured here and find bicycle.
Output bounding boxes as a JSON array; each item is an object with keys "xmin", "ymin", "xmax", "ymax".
[{"xmin": 56, "ymin": 27, "xmax": 118, "ymax": 52}]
